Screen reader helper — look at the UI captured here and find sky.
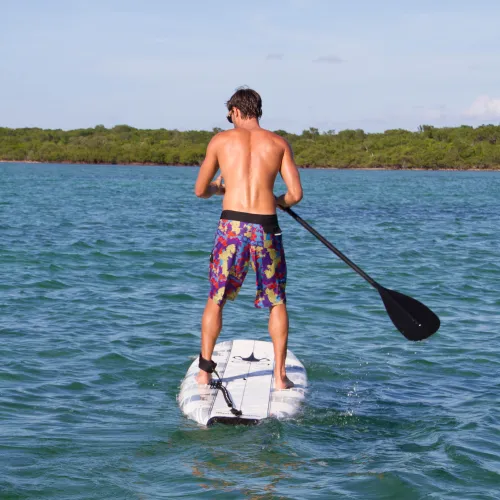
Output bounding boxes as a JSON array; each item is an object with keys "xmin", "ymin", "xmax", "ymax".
[{"xmin": 1, "ymin": 0, "xmax": 500, "ymax": 133}]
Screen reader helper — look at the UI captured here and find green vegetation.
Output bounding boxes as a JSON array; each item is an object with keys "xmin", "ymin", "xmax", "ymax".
[{"xmin": 1, "ymin": 124, "xmax": 500, "ymax": 169}]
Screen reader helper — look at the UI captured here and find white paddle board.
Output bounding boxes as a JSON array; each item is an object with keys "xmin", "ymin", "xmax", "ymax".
[{"xmin": 178, "ymin": 339, "xmax": 307, "ymax": 426}]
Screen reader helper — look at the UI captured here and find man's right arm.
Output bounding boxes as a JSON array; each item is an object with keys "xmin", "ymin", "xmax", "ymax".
[
  {"xmin": 276, "ymin": 140, "xmax": 303, "ymax": 208},
  {"xmin": 194, "ymin": 135, "xmax": 224, "ymax": 198}
]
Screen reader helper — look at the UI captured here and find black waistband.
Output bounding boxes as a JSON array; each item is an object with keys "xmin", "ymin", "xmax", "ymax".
[
  {"xmin": 221, "ymin": 210, "xmax": 278, "ymax": 225},
  {"xmin": 220, "ymin": 210, "xmax": 281, "ymax": 234}
]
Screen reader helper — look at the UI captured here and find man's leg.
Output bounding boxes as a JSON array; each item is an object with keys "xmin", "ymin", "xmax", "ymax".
[
  {"xmin": 268, "ymin": 303, "xmax": 294, "ymax": 390},
  {"xmin": 196, "ymin": 298, "xmax": 224, "ymax": 385}
]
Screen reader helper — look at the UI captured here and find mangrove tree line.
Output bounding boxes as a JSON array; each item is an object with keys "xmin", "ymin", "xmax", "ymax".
[{"xmin": 1, "ymin": 124, "xmax": 499, "ymax": 169}]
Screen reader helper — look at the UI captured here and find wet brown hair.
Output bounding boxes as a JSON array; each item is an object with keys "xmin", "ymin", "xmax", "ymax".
[{"xmin": 226, "ymin": 87, "xmax": 262, "ymax": 120}]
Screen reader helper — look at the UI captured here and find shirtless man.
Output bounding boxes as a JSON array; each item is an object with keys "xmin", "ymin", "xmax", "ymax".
[{"xmin": 194, "ymin": 88, "xmax": 303, "ymax": 390}]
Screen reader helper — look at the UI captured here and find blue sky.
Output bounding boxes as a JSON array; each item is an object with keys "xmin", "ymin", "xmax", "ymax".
[{"xmin": 1, "ymin": 0, "xmax": 500, "ymax": 133}]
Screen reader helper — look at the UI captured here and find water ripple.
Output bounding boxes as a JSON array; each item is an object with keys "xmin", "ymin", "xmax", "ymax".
[{"xmin": 1, "ymin": 164, "xmax": 499, "ymax": 499}]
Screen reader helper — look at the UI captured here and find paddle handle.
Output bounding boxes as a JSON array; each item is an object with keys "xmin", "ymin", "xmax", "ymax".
[{"xmin": 283, "ymin": 207, "xmax": 380, "ymax": 289}]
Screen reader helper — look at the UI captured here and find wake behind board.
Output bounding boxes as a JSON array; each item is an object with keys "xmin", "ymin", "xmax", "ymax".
[{"xmin": 178, "ymin": 339, "xmax": 307, "ymax": 426}]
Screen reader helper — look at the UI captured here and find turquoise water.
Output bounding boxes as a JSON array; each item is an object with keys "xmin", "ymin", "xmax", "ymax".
[{"xmin": 1, "ymin": 163, "xmax": 499, "ymax": 499}]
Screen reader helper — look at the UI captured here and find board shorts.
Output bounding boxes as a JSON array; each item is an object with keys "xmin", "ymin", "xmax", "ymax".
[{"xmin": 209, "ymin": 210, "xmax": 287, "ymax": 308}]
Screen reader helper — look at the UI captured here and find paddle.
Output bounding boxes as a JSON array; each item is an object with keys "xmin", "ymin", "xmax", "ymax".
[{"xmin": 282, "ymin": 207, "xmax": 440, "ymax": 341}]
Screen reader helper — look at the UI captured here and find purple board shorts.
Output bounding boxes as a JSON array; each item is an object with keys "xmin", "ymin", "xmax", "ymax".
[{"xmin": 208, "ymin": 210, "xmax": 287, "ymax": 308}]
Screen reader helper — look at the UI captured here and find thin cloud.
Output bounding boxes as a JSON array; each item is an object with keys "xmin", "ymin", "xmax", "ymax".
[
  {"xmin": 313, "ymin": 54, "xmax": 344, "ymax": 64},
  {"xmin": 266, "ymin": 53, "xmax": 284, "ymax": 61},
  {"xmin": 413, "ymin": 104, "xmax": 447, "ymax": 121},
  {"xmin": 288, "ymin": 0, "xmax": 313, "ymax": 8},
  {"xmin": 465, "ymin": 95, "xmax": 500, "ymax": 118},
  {"xmin": 468, "ymin": 64, "xmax": 481, "ymax": 71}
]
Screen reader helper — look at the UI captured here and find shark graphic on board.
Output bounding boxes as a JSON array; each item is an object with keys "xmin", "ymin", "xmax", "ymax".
[{"xmin": 233, "ymin": 351, "xmax": 270, "ymax": 363}]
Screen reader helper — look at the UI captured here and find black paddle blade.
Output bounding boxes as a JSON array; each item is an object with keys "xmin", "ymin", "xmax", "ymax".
[{"xmin": 378, "ymin": 287, "xmax": 440, "ymax": 341}]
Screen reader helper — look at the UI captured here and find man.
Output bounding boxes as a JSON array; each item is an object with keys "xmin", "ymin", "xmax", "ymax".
[{"xmin": 194, "ymin": 87, "xmax": 303, "ymax": 390}]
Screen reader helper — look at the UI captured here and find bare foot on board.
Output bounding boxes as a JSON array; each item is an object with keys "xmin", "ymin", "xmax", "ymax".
[
  {"xmin": 274, "ymin": 376, "xmax": 294, "ymax": 390},
  {"xmin": 195, "ymin": 370, "xmax": 211, "ymax": 385}
]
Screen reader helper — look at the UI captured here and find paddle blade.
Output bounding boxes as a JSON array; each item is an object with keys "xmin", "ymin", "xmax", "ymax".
[{"xmin": 379, "ymin": 287, "xmax": 440, "ymax": 341}]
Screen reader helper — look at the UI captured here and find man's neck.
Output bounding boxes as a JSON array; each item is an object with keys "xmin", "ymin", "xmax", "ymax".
[{"xmin": 236, "ymin": 118, "xmax": 260, "ymax": 130}]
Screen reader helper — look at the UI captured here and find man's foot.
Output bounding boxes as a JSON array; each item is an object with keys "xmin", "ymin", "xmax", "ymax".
[
  {"xmin": 195, "ymin": 370, "xmax": 211, "ymax": 385},
  {"xmin": 274, "ymin": 375, "xmax": 294, "ymax": 390}
]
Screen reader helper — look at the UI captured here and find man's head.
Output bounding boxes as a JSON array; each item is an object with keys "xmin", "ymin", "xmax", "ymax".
[{"xmin": 226, "ymin": 87, "xmax": 262, "ymax": 125}]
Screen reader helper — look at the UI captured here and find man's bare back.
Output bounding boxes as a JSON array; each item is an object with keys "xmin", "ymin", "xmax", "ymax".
[
  {"xmin": 194, "ymin": 88, "xmax": 302, "ymax": 390},
  {"xmin": 194, "ymin": 121, "xmax": 302, "ymax": 214},
  {"xmin": 216, "ymin": 127, "xmax": 287, "ymax": 214}
]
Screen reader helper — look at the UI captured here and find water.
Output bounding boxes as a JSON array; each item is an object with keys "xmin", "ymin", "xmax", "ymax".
[{"xmin": 1, "ymin": 163, "xmax": 499, "ymax": 499}]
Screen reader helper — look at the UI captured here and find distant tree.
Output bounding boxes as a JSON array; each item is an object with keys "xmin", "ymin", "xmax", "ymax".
[
  {"xmin": 301, "ymin": 127, "xmax": 320, "ymax": 138},
  {"xmin": 0, "ymin": 124, "xmax": 499, "ymax": 169}
]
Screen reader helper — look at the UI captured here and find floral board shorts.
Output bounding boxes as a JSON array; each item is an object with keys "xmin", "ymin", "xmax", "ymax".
[{"xmin": 209, "ymin": 210, "xmax": 287, "ymax": 308}]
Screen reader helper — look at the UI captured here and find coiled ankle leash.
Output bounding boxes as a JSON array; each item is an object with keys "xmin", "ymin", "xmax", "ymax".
[{"xmin": 199, "ymin": 353, "xmax": 242, "ymax": 417}]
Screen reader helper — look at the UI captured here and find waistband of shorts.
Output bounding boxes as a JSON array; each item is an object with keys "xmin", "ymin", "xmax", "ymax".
[
  {"xmin": 220, "ymin": 210, "xmax": 281, "ymax": 235},
  {"xmin": 220, "ymin": 210, "xmax": 278, "ymax": 226}
]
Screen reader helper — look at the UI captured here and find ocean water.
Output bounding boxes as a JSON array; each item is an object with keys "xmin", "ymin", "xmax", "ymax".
[{"xmin": 1, "ymin": 163, "xmax": 499, "ymax": 499}]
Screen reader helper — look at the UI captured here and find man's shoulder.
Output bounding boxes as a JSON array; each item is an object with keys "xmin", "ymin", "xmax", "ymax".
[
  {"xmin": 210, "ymin": 130, "xmax": 231, "ymax": 141},
  {"xmin": 250, "ymin": 128, "xmax": 287, "ymax": 150},
  {"xmin": 210, "ymin": 128, "xmax": 241, "ymax": 143},
  {"xmin": 260, "ymin": 128, "xmax": 288, "ymax": 143},
  {"xmin": 207, "ymin": 130, "xmax": 233, "ymax": 149},
  {"xmin": 214, "ymin": 128, "xmax": 287, "ymax": 149}
]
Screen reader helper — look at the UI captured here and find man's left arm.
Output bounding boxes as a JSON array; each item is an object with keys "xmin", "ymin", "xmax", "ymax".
[{"xmin": 194, "ymin": 136, "xmax": 224, "ymax": 198}]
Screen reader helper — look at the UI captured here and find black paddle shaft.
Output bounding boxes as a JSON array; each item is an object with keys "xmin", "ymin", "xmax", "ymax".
[
  {"xmin": 283, "ymin": 206, "xmax": 440, "ymax": 341},
  {"xmin": 284, "ymin": 208, "xmax": 378, "ymax": 288}
]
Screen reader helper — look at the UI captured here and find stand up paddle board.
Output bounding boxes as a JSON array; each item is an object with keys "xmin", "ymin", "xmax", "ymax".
[{"xmin": 178, "ymin": 339, "xmax": 307, "ymax": 426}]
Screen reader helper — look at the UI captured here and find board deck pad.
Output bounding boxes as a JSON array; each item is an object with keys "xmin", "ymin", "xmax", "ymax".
[{"xmin": 178, "ymin": 339, "xmax": 307, "ymax": 426}]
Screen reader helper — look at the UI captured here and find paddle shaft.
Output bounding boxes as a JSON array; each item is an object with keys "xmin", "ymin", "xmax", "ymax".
[
  {"xmin": 282, "ymin": 206, "xmax": 441, "ymax": 340},
  {"xmin": 283, "ymin": 207, "xmax": 380, "ymax": 290}
]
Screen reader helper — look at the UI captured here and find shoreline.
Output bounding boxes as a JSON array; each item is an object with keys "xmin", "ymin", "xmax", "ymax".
[{"xmin": 1, "ymin": 159, "xmax": 499, "ymax": 171}]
